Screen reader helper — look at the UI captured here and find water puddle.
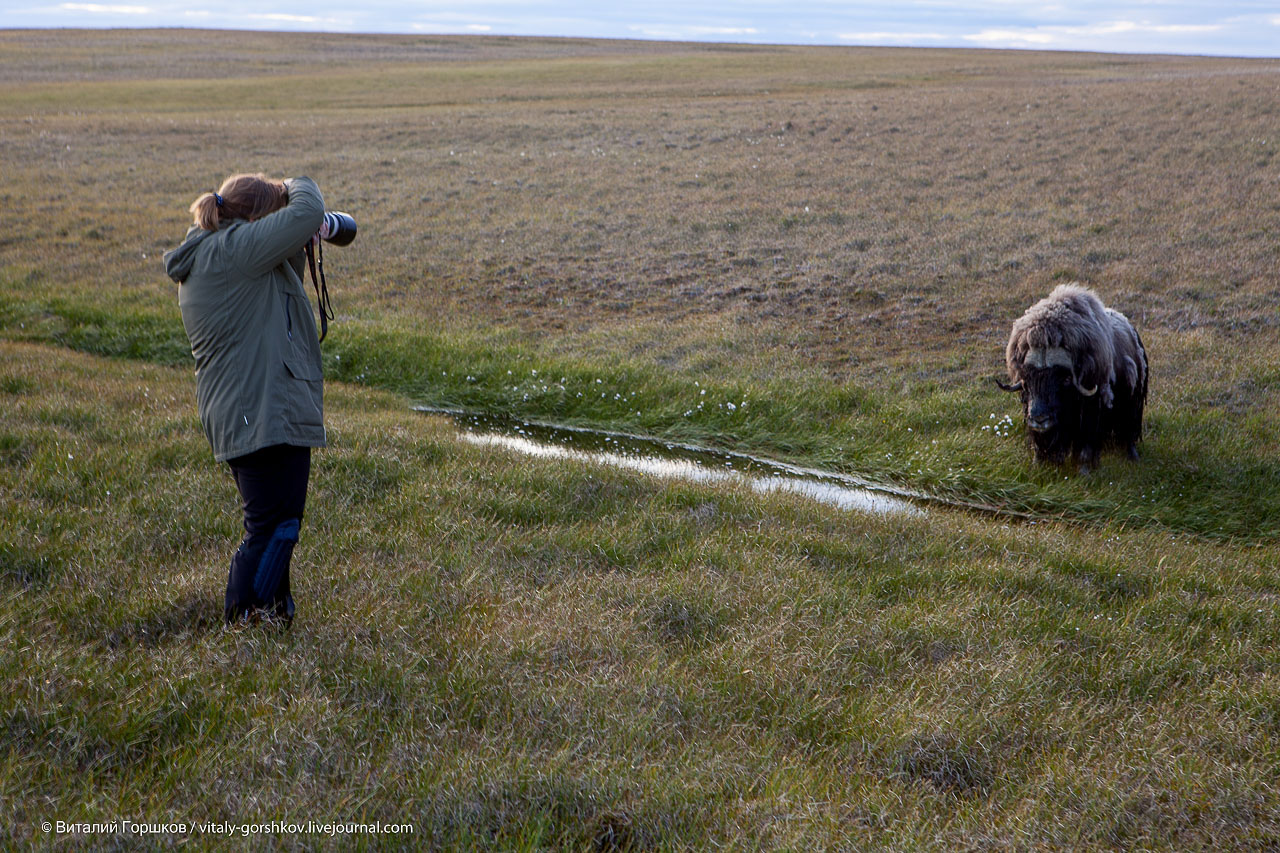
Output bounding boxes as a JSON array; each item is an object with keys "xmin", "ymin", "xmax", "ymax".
[{"xmin": 414, "ymin": 407, "xmax": 923, "ymax": 517}]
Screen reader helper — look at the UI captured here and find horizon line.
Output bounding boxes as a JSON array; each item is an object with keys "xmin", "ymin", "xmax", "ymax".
[{"xmin": 3, "ymin": 25, "xmax": 1278, "ymax": 61}]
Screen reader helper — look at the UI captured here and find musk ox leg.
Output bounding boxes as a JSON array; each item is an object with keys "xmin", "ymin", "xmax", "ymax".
[
  {"xmin": 1075, "ymin": 402, "xmax": 1103, "ymax": 473},
  {"xmin": 1111, "ymin": 394, "xmax": 1144, "ymax": 462},
  {"xmin": 1126, "ymin": 398, "xmax": 1145, "ymax": 461},
  {"xmin": 1120, "ymin": 415, "xmax": 1142, "ymax": 461}
]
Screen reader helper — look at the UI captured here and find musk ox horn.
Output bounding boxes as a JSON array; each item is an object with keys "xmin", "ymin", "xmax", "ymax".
[
  {"xmin": 1073, "ymin": 375, "xmax": 1098, "ymax": 397},
  {"xmin": 996, "ymin": 378, "xmax": 1023, "ymax": 392}
]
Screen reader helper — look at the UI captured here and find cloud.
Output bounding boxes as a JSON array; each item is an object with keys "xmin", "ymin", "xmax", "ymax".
[
  {"xmin": 245, "ymin": 11, "xmax": 354, "ymax": 27},
  {"xmin": 409, "ymin": 21, "xmax": 497, "ymax": 34},
  {"xmin": 628, "ymin": 24, "xmax": 761, "ymax": 39},
  {"xmin": 837, "ymin": 31, "xmax": 950, "ymax": 43},
  {"xmin": 962, "ymin": 19, "xmax": 1223, "ymax": 48},
  {"xmin": 58, "ymin": 2, "xmax": 150, "ymax": 13},
  {"xmin": 964, "ymin": 27, "xmax": 1055, "ymax": 46},
  {"xmin": 249, "ymin": 13, "xmax": 325, "ymax": 23}
]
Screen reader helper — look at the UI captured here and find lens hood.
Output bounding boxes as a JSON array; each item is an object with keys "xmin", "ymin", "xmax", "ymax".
[{"xmin": 322, "ymin": 211, "xmax": 357, "ymax": 246}]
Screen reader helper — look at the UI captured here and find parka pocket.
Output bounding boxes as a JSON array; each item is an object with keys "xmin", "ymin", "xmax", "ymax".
[
  {"xmin": 283, "ymin": 358, "xmax": 322, "ymax": 382},
  {"xmin": 283, "ymin": 358, "xmax": 324, "ymax": 427}
]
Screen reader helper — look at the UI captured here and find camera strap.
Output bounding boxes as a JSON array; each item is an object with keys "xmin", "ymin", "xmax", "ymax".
[{"xmin": 304, "ymin": 239, "xmax": 335, "ymax": 342}]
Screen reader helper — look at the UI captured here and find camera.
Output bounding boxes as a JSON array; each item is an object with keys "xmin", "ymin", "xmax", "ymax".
[{"xmin": 319, "ymin": 211, "xmax": 357, "ymax": 246}]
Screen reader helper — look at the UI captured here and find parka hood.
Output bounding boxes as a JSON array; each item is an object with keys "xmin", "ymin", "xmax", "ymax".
[{"xmin": 163, "ymin": 224, "xmax": 213, "ymax": 284}]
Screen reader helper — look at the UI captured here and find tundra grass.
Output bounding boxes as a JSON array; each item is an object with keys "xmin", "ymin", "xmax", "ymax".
[
  {"xmin": 2, "ymin": 31, "xmax": 1279, "ymax": 541},
  {"xmin": 2, "ymin": 281, "xmax": 1277, "ymax": 541},
  {"xmin": 4, "ymin": 29, "xmax": 1280, "ymax": 849},
  {"xmin": 6, "ymin": 340, "xmax": 1280, "ymax": 850}
]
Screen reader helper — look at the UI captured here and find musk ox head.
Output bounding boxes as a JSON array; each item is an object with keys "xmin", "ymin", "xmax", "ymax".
[
  {"xmin": 999, "ymin": 284, "xmax": 1146, "ymax": 470},
  {"xmin": 998, "ymin": 343, "xmax": 1097, "ymax": 464}
]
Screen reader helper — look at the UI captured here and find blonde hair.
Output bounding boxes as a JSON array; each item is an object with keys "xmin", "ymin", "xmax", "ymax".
[{"xmin": 189, "ymin": 173, "xmax": 288, "ymax": 230}]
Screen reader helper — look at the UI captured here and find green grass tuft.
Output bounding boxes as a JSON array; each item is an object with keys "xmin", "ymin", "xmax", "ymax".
[{"xmin": 5, "ymin": 30, "xmax": 1280, "ymax": 849}]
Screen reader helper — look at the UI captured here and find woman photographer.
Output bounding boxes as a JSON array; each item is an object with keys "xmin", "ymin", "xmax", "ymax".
[{"xmin": 164, "ymin": 174, "xmax": 327, "ymax": 627}]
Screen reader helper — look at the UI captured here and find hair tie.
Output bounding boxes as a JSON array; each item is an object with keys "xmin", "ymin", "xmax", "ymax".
[{"xmin": 213, "ymin": 192, "xmax": 224, "ymax": 208}]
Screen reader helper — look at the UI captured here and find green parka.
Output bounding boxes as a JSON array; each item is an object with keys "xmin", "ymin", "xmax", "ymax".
[{"xmin": 163, "ymin": 177, "xmax": 327, "ymax": 462}]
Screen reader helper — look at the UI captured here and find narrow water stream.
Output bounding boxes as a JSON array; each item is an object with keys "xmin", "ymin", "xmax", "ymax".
[{"xmin": 414, "ymin": 407, "xmax": 924, "ymax": 517}]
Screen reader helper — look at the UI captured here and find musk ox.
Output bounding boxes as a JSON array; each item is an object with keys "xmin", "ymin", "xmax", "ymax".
[{"xmin": 999, "ymin": 284, "xmax": 1148, "ymax": 471}]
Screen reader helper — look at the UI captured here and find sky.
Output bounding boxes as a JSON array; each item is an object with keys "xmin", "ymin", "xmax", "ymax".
[{"xmin": 3, "ymin": 1, "xmax": 1279, "ymax": 58}]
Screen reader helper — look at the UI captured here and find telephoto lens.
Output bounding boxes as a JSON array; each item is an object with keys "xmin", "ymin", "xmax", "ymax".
[{"xmin": 320, "ymin": 211, "xmax": 357, "ymax": 246}]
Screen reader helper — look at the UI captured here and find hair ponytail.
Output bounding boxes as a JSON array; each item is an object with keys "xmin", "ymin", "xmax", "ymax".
[
  {"xmin": 188, "ymin": 174, "xmax": 288, "ymax": 231},
  {"xmin": 189, "ymin": 192, "xmax": 222, "ymax": 231}
]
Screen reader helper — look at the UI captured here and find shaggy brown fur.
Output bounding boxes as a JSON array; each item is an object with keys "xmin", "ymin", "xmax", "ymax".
[
  {"xmin": 1007, "ymin": 284, "xmax": 1116, "ymax": 405},
  {"xmin": 1002, "ymin": 284, "xmax": 1148, "ymax": 469}
]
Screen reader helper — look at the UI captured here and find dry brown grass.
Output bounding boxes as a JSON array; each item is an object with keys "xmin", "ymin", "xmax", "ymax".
[{"xmin": 3, "ymin": 30, "xmax": 1277, "ymax": 389}]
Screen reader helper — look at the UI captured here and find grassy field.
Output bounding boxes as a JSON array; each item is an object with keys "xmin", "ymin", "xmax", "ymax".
[{"xmin": 3, "ymin": 28, "xmax": 1280, "ymax": 849}]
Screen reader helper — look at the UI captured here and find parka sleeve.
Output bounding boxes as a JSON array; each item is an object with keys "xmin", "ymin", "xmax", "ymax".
[{"xmin": 232, "ymin": 177, "xmax": 326, "ymax": 277}]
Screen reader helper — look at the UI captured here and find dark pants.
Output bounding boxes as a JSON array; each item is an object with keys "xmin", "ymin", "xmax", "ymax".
[{"xmin": 225, "ymin": 444, "xmax": 311, "ymax": 624}]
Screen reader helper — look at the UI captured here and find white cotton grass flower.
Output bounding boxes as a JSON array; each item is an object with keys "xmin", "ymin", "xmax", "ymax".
[{"xmin": 982, "ymin": 413, "xmax": 1015, "ymax": 438}]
